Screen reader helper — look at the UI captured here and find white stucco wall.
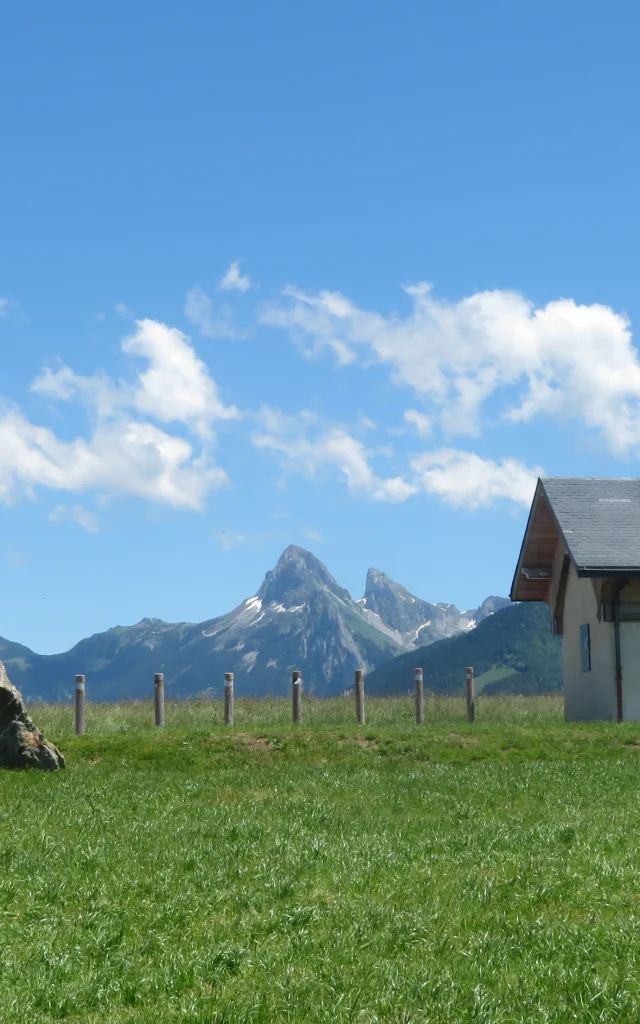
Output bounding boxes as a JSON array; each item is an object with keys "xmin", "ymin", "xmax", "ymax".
[{"xmin": 562, "ymin": 568, "xmax": 617, "ymax": 721}]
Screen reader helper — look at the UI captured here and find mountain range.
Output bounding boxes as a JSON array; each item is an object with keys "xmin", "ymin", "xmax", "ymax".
[{"xmin": 0, "ymin": 545, "xmax": 558, "ymax": 702}]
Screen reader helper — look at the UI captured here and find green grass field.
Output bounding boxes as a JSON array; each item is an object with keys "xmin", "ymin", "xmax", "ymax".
[{"xmin": 4, "ymin": 695, "xmax": 640, "ymax": 1023}]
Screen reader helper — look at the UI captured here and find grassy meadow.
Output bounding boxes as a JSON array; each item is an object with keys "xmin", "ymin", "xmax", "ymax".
[{"xmin": 3, "ymin": 695, "xmax": 640, "ymax": 1022}]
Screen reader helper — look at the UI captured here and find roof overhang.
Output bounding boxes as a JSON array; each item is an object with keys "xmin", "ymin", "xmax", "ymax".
[{"xmin": 511, "ymin": 479, "xmax": 566, "ymax": 601}]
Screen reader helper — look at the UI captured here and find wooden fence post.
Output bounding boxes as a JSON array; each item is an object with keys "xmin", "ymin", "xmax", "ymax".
[
  {"xmin": 154, "ymin": 672, "xmax": 165, "ymax": 727},
  {"xmin": 415, "ymin": 667, "xmax": 424, "ymax": 724},
  {"xmin": 292, "ymin": 670, "xmax": 302, "ymax": 725},
  {"xmin": 75, "ymin": 674, "xmax": 85, "ymax": 735},
  {"xmin": 355, "ymin": 669, "xmax": 365, "ymax": 726},
  {"xmin": 465, "ymin": 666, "xmax": 475, "ymax": 723},
  {"xmin": 224, "ymin": 672, "xmax": 234, "ymax": 726}
]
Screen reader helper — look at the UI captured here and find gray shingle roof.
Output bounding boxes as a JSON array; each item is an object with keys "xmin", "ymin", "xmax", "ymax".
[{"xmin": 542, "ymin": 477, "xmax": 640, "ymax": 572}]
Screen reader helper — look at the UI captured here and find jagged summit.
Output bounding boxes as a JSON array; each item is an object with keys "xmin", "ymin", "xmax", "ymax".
[
  {"xmin": 258, "ymin": 545, "xmax": 352, "ymax": 607},
  {"xmin": 363, "ymin": 567, "xmax": 443, "ymax": 636},
  {"xmin": 360, "ymin": 568, "xmax": 508, "ymax": 648}
]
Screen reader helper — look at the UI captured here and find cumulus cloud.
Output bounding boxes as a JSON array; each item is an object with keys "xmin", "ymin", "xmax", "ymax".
[
  {"xmin": 122, "ymin": 319, "xmax": 240, "ymax": 436},
  {"xmin": 219, "ymin": 260, "xmax": 252, "ymax": 293},
  {"xmin": 252, "ymin": 407, "xmax": 418, "ymax": 503},
  {"xmin": 1, "ymin": 319, "xmax": 236, "ymax": 511},
  {"xmin": 0, "ymin": 407, "xmax": 226, "ymax": 509},
  {"xmin": 33, "ymin": 319, "xmax": 240, "ymax": 440},
  {"xmin": 262, "ymin": 282, "xmax": 640, "ymax": 453},
  {"xmin": 410, "ymin": 449, "xmax": 542, "ymax": 508}
]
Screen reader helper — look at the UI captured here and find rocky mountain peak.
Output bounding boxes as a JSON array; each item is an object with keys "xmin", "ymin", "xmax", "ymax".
[
  {"xmin": 365, "ymin": 567, "xmax": 388, "ymax": 588},
  {"xmin": 474, "ymin": 595, "xmax": 511, "ymax": 621},
  {"xmin": 363, "ymin": 567, "xmax": 435, "ymax": 634},
  {"xmin": 360, "ymin": 568, "xmax": 510, "ymax": 649},
  {"xmin": 258, "ymin": 545, "xmax": 353, "ymax": 608}
]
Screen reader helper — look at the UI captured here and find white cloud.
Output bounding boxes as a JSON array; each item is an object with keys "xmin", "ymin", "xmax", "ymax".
[
  {"xmin": 251, "ymin": 407, "xmax": 539, "ymax": 510},
  {"xmin": 216, "ymin": 529, "xmax": 247, "ymax": 550},
  {"xmin": 49, "ymin": 504, "xmax": 100, "ymax": 533},
  {"xmin": 219, "ymin": 260, "xmax": 252, "ymax": 293},
  {"xmin": 122, "ymin": 319, "xmax": 240, "ymax": 437},
  {"xmin": 304, "ymin": 528, "xmax": 324, "ymax": 542},
  {"xmin": 252, "ymin": 407, "xmax": 417, "ymax": 503},
  {"xmin": 410, "ymin": 449, "xmax": 542, "ymax": 508},
  {"xmin": 0, "ymin": 407, "xmax": 226, "ymax": 510},
  {"xmin": 0, "ymin": 299, "xmax": 8, "ymax": 316},
  {"xmin": 184, "ymin": 286, "xmax": 240, "ymax": 340},
  {"xmin": 262, "ymin": 282, "xmax": 640, "ymax": 454},
  {"xmin": 1, "ymin": 319, "xmax": 237, "ymax": 511},
  {"xmin": 404, "ymin": 409, "xmax": 431, "ymax": 437},
  {"xmin": 33, "ymin": 318, "xmax": 240, "ymax": 440},
  {"xmin": 116, "ymin": 302, "xmax": 133, "ymax": 317}
]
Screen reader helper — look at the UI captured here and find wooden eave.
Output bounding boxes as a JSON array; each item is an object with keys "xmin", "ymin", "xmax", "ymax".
[{"xmin": 511, "ymin": 481, "xmax": 564, "ymax": 602}]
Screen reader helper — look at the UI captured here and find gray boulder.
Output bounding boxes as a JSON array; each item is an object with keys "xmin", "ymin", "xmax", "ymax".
[{"xmin": 0, "ymin": 660, "xmax": 64, "ymax": 770}]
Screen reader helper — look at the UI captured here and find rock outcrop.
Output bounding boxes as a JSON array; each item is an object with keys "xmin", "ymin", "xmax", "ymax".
[{"xmin": 0, "ymin": 660, "xmax": 64, "ymax": 770}]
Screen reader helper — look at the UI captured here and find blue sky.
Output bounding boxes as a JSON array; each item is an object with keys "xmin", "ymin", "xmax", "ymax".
[{"xmin": 2, "ymin": 1, "xmax": 640, "ymax": 653}]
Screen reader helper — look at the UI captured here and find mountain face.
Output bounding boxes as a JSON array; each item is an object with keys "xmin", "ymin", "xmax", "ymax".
[
  {"xmin": 3, "ymin": 545, "xmax": 515, "ymax": 703},
  {"xmin": 8, "ymin": 546, "xmax": 400, "ymax": 702},
  {"xmin": 367, "ymin": 601, "xmax": 561, "ymax": 697},
  {"xmin": 358, "ymin": 568, "xmax": 510, "ymax": 648}
]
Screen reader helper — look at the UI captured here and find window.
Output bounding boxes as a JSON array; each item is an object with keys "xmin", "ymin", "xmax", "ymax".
[{"xmin": 580, "ymin": 624, "xmax": 591, "ymax": 672}]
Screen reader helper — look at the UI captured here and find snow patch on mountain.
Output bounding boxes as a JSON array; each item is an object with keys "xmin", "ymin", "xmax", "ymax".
[{"xmin": 242, "ymin": 651, "xmax": 258, "ymax": 670}]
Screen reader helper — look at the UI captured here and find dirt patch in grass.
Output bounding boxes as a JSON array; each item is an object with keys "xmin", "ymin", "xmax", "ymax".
[
  {"xmin": 444, "ymin": 733, "xmax": 481, "ymax": 746},
  {"xmin": 229, "ymin": 732, "xmax": 276, "ymax": 751},
  {"xmin": 337, "ymin": 737, "xmax": 380, "ymax": 750},
  {"xmin": 206, "ymin": 731, "xmax": 277, "ymax": 751}
]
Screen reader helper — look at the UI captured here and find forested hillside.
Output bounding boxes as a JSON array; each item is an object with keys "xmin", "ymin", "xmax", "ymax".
[{"xmin": 367, "ymin": 602, "xmax": 561, "ymax": 696}]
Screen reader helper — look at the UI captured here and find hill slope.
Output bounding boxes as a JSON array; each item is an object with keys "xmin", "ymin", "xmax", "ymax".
[{"xmin": 366, "ymin": 602, "xmax": 562, "ymax": 696}]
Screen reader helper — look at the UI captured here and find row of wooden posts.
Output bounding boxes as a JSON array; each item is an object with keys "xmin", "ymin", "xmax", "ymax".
[{"xmin": 73, "ymin": 666, "xmax": 477, "ymax": 735}]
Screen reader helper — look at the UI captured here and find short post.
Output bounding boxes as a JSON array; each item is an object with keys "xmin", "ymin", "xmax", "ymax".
[
  {"xmin": 224, "ymin": 672, "xmax": 234, "ymax": 726},
  {"xmin": 75, "ymin": 674, "xmax": 85, "ymax": 735},
  {"xmin": 292, "ymin": 670, "xmax": 302, "ymax": 725},
  {"xmin": 154, "ymin": 672, "xmax": 165, "ymax": 727},
  {"xmin": 465, "ymin": 666, "xmax": 475, "ymax": 723},
  {"xmin": 355, "ymin": 669, "xmax": 365, "ymax": 726},
  {"xmin": 414, "ymin": 667, "xmax": 424, "ymax": 724}
]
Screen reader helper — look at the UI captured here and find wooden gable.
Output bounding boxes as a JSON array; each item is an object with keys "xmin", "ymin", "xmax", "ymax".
[{"xmin": 511, "ymin": 486, "xmax": 562, "ymax": 603}]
